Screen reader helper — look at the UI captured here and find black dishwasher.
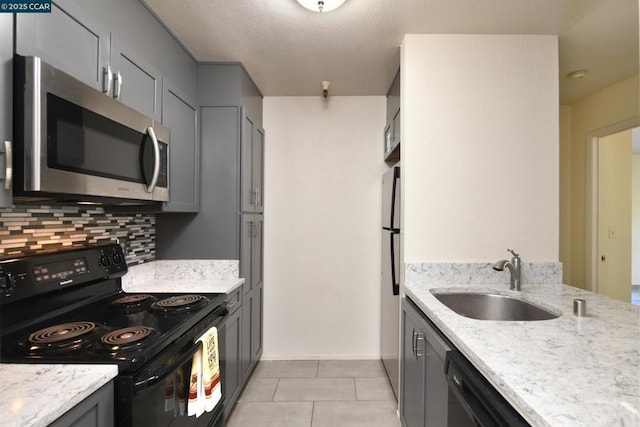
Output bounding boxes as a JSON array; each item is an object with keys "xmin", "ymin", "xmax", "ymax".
[{"xmin": 445, "ymin": 351, "xmax": 530, "ymax": 426}]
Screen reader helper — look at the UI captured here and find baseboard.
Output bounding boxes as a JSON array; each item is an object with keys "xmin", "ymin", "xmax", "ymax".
[{"xmin": 259, "ymin": 354, "xmax": 383, "ymax": 361}]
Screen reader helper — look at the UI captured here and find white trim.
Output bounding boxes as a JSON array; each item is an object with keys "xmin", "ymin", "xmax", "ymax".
[{"xmin": 586, "ymin": 116, "xmax": 640, "ymax": 293}]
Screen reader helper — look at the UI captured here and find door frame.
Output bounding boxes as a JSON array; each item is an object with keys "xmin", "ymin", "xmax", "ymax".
[{"xmin": 586, "ymin": 116, "xmax": 640, "ymax": 293}]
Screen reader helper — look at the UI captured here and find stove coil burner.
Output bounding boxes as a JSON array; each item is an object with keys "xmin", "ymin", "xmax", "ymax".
[
  {"xmin": 24, "ymin": 321, "xmax": 100, "ymax": 354},
  {"xmin": 151, "ymin": 295, "xmax": 209, "ymax": 314},
  {"xmin": 97, "ymin": 326, "xmax": 159, "ymax": 353},
  {"xmin": 112, "ymin": 294, "xmax": 157, "ymax": 312}
]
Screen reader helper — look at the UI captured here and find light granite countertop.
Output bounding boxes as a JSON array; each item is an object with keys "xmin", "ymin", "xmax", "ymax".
[
  {"xmin": 122, "ymin": 259, "xmax": 244, "ymax": 294},
  {"xmin": 0, "ymin": 364, "xmax": 117, "ymax": 427},
  {"xmin": 404, "ymin": 280, "xmax": 640, "ymax": 427}
]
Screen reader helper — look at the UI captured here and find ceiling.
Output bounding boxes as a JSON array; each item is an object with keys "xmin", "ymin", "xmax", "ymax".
[{"xmin": 142, "ymin": 0, "xmax": 639, "ymax": 103}]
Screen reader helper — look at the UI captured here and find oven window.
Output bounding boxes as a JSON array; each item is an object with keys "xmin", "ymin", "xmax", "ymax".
[{"xmin": 46, "ymin": 93, "xmax": 151, "ymax": 184}]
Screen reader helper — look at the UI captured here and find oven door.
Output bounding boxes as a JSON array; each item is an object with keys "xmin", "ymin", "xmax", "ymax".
[{"xmin": 117, "ymin": 319, "xmax": 226, "ymax": 427}]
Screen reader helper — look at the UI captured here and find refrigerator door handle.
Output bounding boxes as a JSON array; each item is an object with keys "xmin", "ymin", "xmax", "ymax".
[
  {"xmin": 390, "ymin": 166, "xmax": 400, "ymax": 230},
  {"xmin": 390, "ymin": 232, "xmax": 399, "ymax": 295}
]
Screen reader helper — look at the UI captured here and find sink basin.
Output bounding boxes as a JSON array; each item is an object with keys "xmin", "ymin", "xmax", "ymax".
[{"xmin": 431, "ymin": 291, "xmax": 560, "ymax": 321}]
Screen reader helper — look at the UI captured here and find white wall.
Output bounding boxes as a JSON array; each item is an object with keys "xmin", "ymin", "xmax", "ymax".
[
  {"xmin": 263, "ymin": 96, "xmax": 386, "ymax": 359},
  {"xmin": 597, "ymin": 131, "xmax": 632, "ymax": 301},
  {"xmin": 401, "ymin": 34, "xmax": 559, "ymax": 263},
  {"xmin": 633, "ymin": 154, "xmax": 640, "ymax": 286},
  {"xmin": 562, "ymin": 74, "xmax": 639, "ymax": 288}
]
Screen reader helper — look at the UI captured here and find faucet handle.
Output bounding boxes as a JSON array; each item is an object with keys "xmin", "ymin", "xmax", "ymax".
[{"xmin": 507, "ymin": 249, "xmax": 520, "ymax": 258}]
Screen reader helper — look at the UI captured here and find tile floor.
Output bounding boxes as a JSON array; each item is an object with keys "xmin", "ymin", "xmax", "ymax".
[{"xmin": 226, "ymin": 360, "xmax": 401, "ymax": 427}]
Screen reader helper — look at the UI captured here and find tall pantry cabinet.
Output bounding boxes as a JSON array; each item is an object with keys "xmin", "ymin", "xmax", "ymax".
[{"xmin": 155, "ymin": 63, "xmax": 264, "ymax": 417}]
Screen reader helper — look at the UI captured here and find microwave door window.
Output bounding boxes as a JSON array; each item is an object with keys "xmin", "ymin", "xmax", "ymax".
[
  {"xmin": 47, "ymin": 93, "xmax": 145, "ymax": 184},
  {"xmin": 53, "ymin": 114, "xmax": 85, "ymax": 168}
]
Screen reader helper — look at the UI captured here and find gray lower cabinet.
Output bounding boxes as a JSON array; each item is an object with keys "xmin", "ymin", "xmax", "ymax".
[
  {"xmin": 239, "ymin": 214, "xmax": 264, "ymax": 380},
  {"xmin": 240, "ymin": 282, "xmax": 264, "ymax": 380},
  {"xmin": 223, "ymin": 288, "xmax": 242, "ymax": 418},
  {"xmin": 0, "ymin": 13, "xmax": 13, "ymax": 207},
  {"xmin": 161, "ymin": 78, "xmax": 200, "ymax": 212},
  {"xmin": 401, "ymin": 297, "xmax": 450, "ymax": 427},
  {"xmin": 50, "ymin": 381, "xmax": 114, "ymax": 427}
]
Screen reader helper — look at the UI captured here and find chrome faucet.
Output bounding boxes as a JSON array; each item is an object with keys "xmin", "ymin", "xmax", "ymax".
[{"xmin": 493, "ymin": 249, "xmax": 522, "ymax": 291}]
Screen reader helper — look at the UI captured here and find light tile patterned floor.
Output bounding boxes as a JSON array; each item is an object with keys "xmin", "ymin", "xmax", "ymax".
[{"xmin": 226, "ymin": 360, "xmax": 401, "ymax": 427}]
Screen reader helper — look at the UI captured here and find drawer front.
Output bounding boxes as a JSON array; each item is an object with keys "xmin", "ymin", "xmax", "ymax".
[{"xmin": 226, "ymin": 287, "xmax": 242, "ymax": 314}]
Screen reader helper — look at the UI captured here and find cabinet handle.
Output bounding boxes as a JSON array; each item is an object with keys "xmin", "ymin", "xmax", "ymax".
[
  {"xmin": 102, "ymin": 66, "xmax": 113, "ymax": 95},
  {"xmin": 251, "ymin": 188, "xmax": 258, "ymax": 205},
  {"xmin": 255, "ymin": 189, "xmax": 261, "ymax": 206},
  {"xmin": 113, "ymin": 71, "xmax": 123, "ymax": 100},
  {"xmin": 3, "ymin": 141, "xmax": 12, "ymax": 191},
  {"xmin": 412, "ymin": 330, "xmax": 424, "ymax": 358}
]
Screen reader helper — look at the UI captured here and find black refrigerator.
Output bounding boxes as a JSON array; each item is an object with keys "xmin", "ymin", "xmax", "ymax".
[{"xmin": 381, "ymin": 165, "xmax": 400, "ymax": 399}]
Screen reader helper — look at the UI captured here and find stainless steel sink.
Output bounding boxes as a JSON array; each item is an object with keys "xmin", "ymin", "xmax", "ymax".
[{"xmin": 431, "ymin": 291, "xmax": 560, "ymax": 321}]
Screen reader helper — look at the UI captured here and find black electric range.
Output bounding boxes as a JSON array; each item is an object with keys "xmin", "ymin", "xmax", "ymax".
[{"xmin": 0, "ymin": 243, "xmax": 227, "ymax": 427}]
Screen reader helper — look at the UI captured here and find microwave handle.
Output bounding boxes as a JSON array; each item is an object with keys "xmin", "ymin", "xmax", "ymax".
[
  {"xmin": 2, "ymin": 141, "xmax": 12, "ymax": 191},
  {"xmin": 145, "ymin": 127, "xmax": 161, "ymax": 193}
]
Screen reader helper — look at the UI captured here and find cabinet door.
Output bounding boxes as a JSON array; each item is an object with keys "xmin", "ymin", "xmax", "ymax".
[
  {"xmin": 251, "ymin": 216, "xmax": 264, "ymax": 289},
  {"xmin": 240, "ymin": 292, "xmax": 252, "ymax": 379},
  {"xmin": 251, "ymin": 284, "xmax": 264, "ymax": 362},
  {"xmin": 110, "ymin": 36, "xmax": 162, "ymax": 122},
  {"xmin": 0, "ymin": 14, "xmax": 13, "ymax": 207},
  {"xmin": 161, "ymin": 78, "xmax": 199, "ymax": 212},
  {"xmin": 240, "ymin": 113, "xmax": 255, "ymax": 212},
  {"xmin": 50, "ymin": 381, "xmax": 114, "ymax": 427},
  {"xmin": 253, "ymin": 128, "xmax": 265, "ymax": 212},
  {"xmin": 16, "ymin": 0, "xmax": 110, "ymax": 91},
  {"xmin": 240, "ymin": 215, "xmax": 254, "ymax": 295},
  {"xmin": 401, "ymin": 301, "xmax": 426, "ymax": 427},
  {"xmin": 223, "ymin": 305, "xmax": 241, "ymax": 417}
]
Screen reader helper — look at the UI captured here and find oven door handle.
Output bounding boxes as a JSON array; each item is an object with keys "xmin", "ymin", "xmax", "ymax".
[{"xmin": 134, "ymin": 340, "xmax": 203, "ymax": 391}]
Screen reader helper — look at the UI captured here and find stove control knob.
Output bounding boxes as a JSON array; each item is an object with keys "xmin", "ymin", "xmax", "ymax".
[
  {"xmin": 112, "ymin": 252, "xmax": 123, "ymax": 265},
  {"xmin": 99, "ymin": 255, "xmax": 111, "ymax": 267},
  {"xmin": 0, "ymin": 272, "xmax": 16, "ymax": 291}
]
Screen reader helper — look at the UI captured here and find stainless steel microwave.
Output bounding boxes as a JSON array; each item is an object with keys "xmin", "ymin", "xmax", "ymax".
[{"xmin": 13, "ymin": 55, "xmax": 169, "ymax": 204}]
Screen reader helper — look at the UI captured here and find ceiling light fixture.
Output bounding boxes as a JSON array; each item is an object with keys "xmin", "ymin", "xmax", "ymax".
[
  {"xmin": 296, "ymin": 0, "xmax": 347, "ymax": 13},
  {"xmin": 566, "ymin": 70, "xmax": 588, "ymax": 80},
  {"xmin": 321, "ymin": 80, "xmax": 330, "ymax": 98}
]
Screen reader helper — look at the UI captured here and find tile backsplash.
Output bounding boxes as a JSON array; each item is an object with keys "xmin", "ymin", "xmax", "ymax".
[{"xmin": 0, "ymin": 205, "xmax": 155, "ymax": 265}]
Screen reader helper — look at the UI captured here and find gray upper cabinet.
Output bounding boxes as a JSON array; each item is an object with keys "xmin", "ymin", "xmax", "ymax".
[
  {"xmin": 241, "ymin": 115, "xmax": 265, "ymax": 213},
  {"xmin": 15, "ymin": 0, "xmax": 200, "ymax": 211},
  {"xmin": 110, "ymin": 35, "xmax": 162, "ymax": 122},
  {"xmin": 17, "ymin": 1, "xmax": 164, "ymax": 122},
  {"xmin": 0, "ymin": 14, "xmax": 13, "ymax": 208},
  {"xmin": 385, "ymin": 69, "xmax": 400, "ymax": 163},
  {"xmin": 161, "ymin": 78, "xmax": 199, "ymax": 212},
  {"xmin": 16, "ymin": 0, "xmax": 110, "ymax": 91}
]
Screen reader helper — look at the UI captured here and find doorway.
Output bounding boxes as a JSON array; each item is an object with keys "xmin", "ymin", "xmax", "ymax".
[{"xmin": 587, "ymin": 122, "xmax": 640, "ymax": 305}]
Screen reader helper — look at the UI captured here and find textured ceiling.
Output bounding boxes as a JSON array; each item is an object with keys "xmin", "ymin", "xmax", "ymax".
[{"xmin": 142, "ymin": 0, "xmax": 638, "ymax": 103}]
